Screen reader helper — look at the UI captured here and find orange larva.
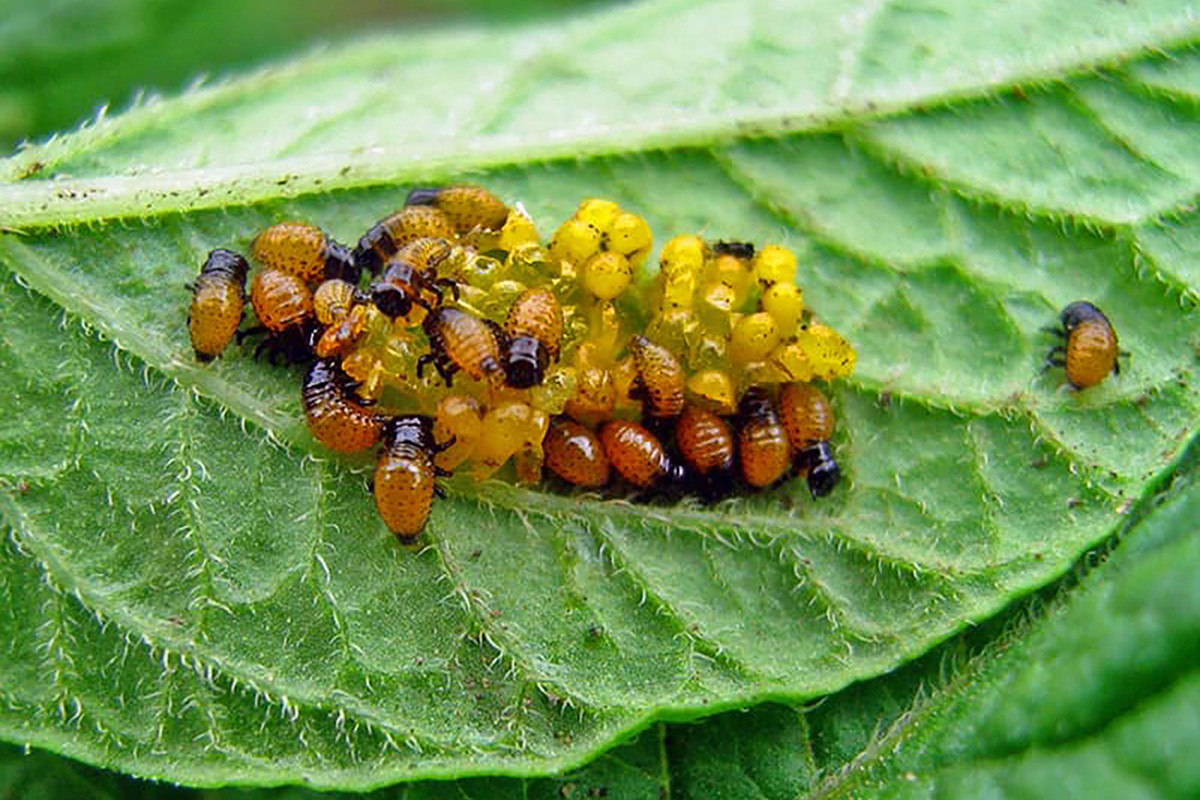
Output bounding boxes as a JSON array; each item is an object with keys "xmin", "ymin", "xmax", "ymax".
[
  {"xmin": 313, "ymin": 278, "xmax": 359, "ymax": 326},
  {"xmin": 398, "ymin": 236, "xmax": 455, "ymax": 271},
  {"xmin": 778, "ymin": 383, "xmax": 840, "ymax": 498},
  {"xmin": 544, "ymin": 418, "xmax": 610, "ymax": 488},
  {"xmin": 778, "ymin": 383, "xmax": 835, "ymax": 449},
  {"xmin": 252, "ymin": 221, "xmax": 358, "ymax": 284},
  {"xmin": 599, "ymin": 419, "xmax": 685, "ymax": 490},
  {"xmin": 418, "ymin": 307, "xmax": 505, "ymax": 386},
  {"xmin": 675, "ymin": 405, "xmax": 735, "ymax": 490},
  {"xmin": 314, "ymin": 304, "xmax": 364, "ymax": 357},
  {"xmin": 1046, "ymin": 301, "xmax": 1121, "ymax": 389},
  {"xmin": 374, "ymin": 415, "xmax": 448, "ymax": 540},
  {"xmin": 301, "ymin": 358, "xmax": 383, "ymax": 453},
  {"xmin": 189, "ymin": 248, "xmax": 248, "ymax": 362},
  {"xmin": 250, "ymin": 268, "xmax": 313, "ymax": 333},
  {"xmin": 503, "ymin": 286, "xmax": 563, "ymax": 389},
  {"xmin": 370, "ymin": 237, "xmax": 456, "ymax": 319},
  {"xmin": 736, "ymin": 387, "xmax": 791, "ymax": 489},
  {"xmin": 244, "ymin": 267, "xmax": 317, "ymax": 362},
  {"xmin": 315, "ymin": 304, "xmax": 368, "ymax": 359},
  {"xmin": 629, "ymin": 335, "xmax": 685, "ymax": 419},
  {"xmin": 406, "ymin": 185, "xmax": 509, "ymax": 234},
  {"xmin": 354, "ymin": 206, "xmax": 457, "ymax": 276}
]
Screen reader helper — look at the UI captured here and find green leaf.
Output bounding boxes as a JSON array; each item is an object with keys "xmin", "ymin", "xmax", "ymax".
[
  {"xmin": 662, "ymin": 459, "xmax": 1200, "ymax": 800},
  {"xmin": 0, "ymin": 0, "xmax": 1198, "ymax": 790},
  {"xmin": 2, "ymin": 476, "xmax": 1195, "ymax": 800},
  {"xmin": 0, "ymin": 724, "xmax": 668, "ymax": 799},
  {"xmin": 0, "ymin": 0, "xmax": 604, "ymax": 152}
]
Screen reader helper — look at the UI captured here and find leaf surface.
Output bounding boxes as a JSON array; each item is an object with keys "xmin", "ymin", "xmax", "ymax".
[
  {"xmin": 0, "ymin": 0, "xmax": 1198, "ymax": 789},
  {"xmin": 2, "ymin": 465, "xmax": 1196, "ymax": 798},
  {"xmin": 0, "ymin": 0, "xmax": 596, "ymax": 151},
  {"xmin": 664, "ymin": 462, "xmax": 1200, "ymax": 800}
]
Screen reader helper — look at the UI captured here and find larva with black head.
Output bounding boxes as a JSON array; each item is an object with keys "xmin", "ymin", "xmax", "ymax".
[
  {"xmin": 374, "ymin": 415, "xmax": 453, "ymax": 540},
  {"xmin": 674, "ymin": 404, "xmax": 735, "ymax": 501},
  {"xmin": 778, "ymin": 382, "xmax": 840, "ymax": 498},
  {"xmin": 418, "ymin": 307, "xmax": 505, "ymax": 387},
  {"xmin": 405, "ymin": 185, "xmax": 509, "ymax": 235},
  {"xmin": 301, "ymin": 358, "xmax": 383, "ymax": 453},
  {"xmin": 189, "ymin": 248, "xmax": 248, "ymax": 362},
  {"xmin": 736, "ymin": 386, "xmax": 791, "ymax": 489},
  {"xmin": 369, "ymin": 237, "xmax": 457, "ymax": 320},
  {"xmin": 242, "ymin": 267, "xmax": 318, "ymax": 364},
  {"xmin": 503, "ymin": 286, "xmax": 562, "ymax": 389},
  {"xmin": 599, "ymin": 419, "xmax": 686, "ymax": 491},
  {"xmin": 252, "ymin": 222, "xmax": 359, "ymax": 284},
  {"xmin": 354, "ymin": 206, "xmax": 457, "ymax": 276},
  {"xmin": 1045, "ymin": 301, "xmax": 1122, "ymax": 390}
]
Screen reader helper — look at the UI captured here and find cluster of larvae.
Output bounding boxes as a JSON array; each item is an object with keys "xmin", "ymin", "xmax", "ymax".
[{"xmin": 187, "ymin": 186, "xmax": 857, "ymax": 538}]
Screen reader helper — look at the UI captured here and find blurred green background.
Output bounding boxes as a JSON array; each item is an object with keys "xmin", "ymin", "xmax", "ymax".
[{"xmin": 0, "ymin": 0, "xmax": 613, "ymax": 155}]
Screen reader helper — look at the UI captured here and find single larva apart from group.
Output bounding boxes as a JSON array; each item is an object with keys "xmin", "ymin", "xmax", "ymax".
[
  {"xmin": 187, "ymin": 185, "xmax": 871, "ymax": 538},
  {"xmin": 1044, "ymin": 301, "xmax": 1123, "ymax": 390}
]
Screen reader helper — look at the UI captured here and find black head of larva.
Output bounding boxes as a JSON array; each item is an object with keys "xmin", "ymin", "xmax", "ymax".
[
  {"xmin": 737, "ymin": 385, "xmax": 775, "ymax": 420},
  {"xmin": 383, "ymin": 414, "xmax": 436, "ymax": 451},
  {"xmin": 262, "ymin": 321, "xmax": 321, "ymax": 366},
  {"xmin": 189, "ymin": 249, "xmax": 249, "ymax": 363},
  {"xmin": 323, "ymin": 241, "xmax": 360, "ymax": 285},
  {"xmin": 202, "ymin": 248, "xmax": 250, "ymax": 282},
  {"xmin": 369, "ymin": 259, "xmax": 431, "ymax": 319},
  {"xmin": 352, "ymin": 243, "xmax": 383, "ymax": 277},
  {"xmin": 405, "ymin": 188, "xmax": 441, "ymax": 207},
  {"xmin": 352, "ymin": 225, "xmax": 395, "ymax": 277},
  {"xmin": 712, "ymin": 241, "xmax": 756, "ymax": 260},
  {"xmin": 799, "ymin": 441, "xmax": 841, "ymax": 499},
  {"xmin": 1059, "ymin": 300, "xmax": 1110, "ymax": 332},
  {"xmin": 662, "ymin": 452, "xmax": 690, "ymax": 489},
  {"xmin": 504, "ymin": 336, "xmax": 548, "ymax": 389},
  {"xmin": 370, "ymin": 280, "xmax": 414, "ymax": 319}
]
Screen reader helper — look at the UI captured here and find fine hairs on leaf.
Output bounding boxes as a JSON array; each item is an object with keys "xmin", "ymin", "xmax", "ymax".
[{"xmin": 0, "ymin": 0, "xmax": 1198, "ymax": 793}]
